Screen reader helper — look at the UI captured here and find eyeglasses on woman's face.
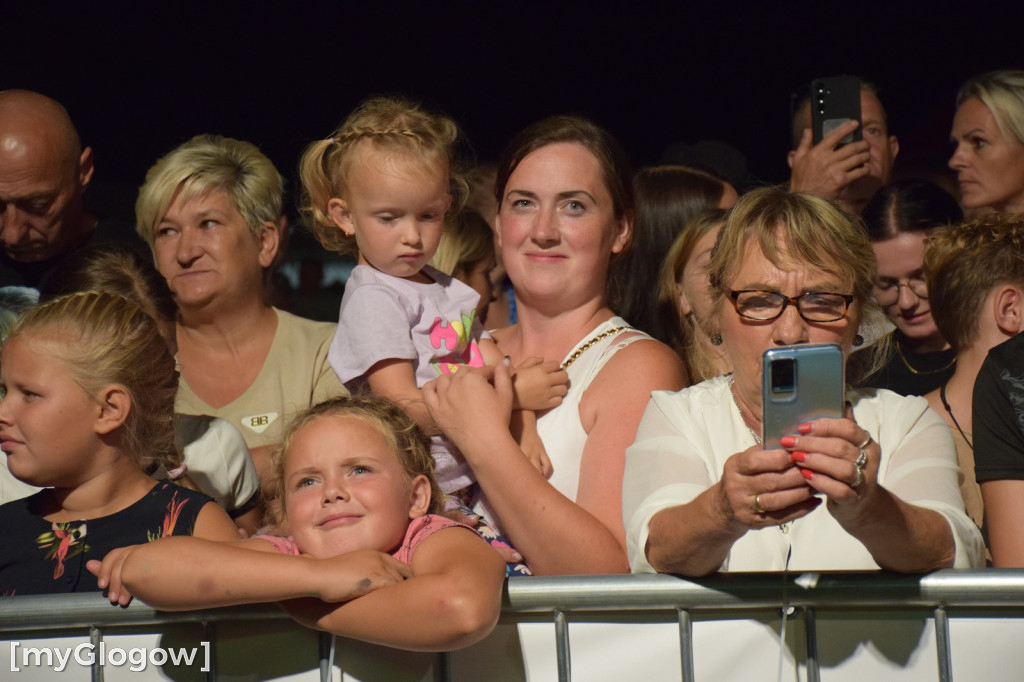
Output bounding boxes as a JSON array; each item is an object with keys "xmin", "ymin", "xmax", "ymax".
[
  {"xmin": 873, "ymin": 277, "xmax": 928, "ymax": 306},
  {"xmin": 725, "ymin": 289, "xmax": 854, "ymax": 322}
]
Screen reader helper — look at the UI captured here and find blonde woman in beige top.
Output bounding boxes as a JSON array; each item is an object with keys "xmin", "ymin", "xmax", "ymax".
[{"xmin": 135, "ymin": 135, "xmax": 345, "ymax": 489}]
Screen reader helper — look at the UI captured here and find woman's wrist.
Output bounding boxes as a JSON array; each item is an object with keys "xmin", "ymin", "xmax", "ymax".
[
  {"xmin": 450, "ymin": 428, "xmax": 519, "ymax": 468},
  {"xmin": 826, "ymin": 478, "xmax": 885, "ymax": 529},
  {"xmin": 646, "ymin": 489, "xmax": 746, "ymax": 575}
]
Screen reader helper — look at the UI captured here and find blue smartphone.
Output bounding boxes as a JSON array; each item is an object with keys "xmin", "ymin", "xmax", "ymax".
[{"xmin": 761, "ymin": 343, "xmax": 845, "ymax": 449}]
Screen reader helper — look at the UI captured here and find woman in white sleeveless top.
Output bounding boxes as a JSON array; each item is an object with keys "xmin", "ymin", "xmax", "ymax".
[{"xmin": 425, "ymin": 115, "xmax": 686, "ymax": 575}]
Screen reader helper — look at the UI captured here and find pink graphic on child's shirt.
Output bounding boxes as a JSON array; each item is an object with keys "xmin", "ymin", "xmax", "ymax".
[{"xmin": 430, "ymin": 313, "xmax": 485, "ymax": 376}]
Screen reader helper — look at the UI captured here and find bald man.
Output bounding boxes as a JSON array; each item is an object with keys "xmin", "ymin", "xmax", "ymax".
[{"xmin": 0, "ymin": 90, "xmax": 104, "ymax": 287}]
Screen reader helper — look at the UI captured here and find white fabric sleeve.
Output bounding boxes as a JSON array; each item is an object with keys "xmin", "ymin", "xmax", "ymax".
[
  {"xmin": 180, "ymin": 417, "xmax": 260, "ymax": 513},
  {"xmin": 623, "ymin": 391, "xmax": 720, "ymax": 573},
  {"xmin": 853, "ymin": 390, "xmax": 985, "ymax": 569},
  {"xmin": 208, "ymin": 418, "xmax": 261, "ymax": 514}
]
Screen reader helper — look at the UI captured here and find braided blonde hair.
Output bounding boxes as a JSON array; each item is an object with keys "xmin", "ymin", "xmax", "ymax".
[{"xmin": 299, "ymin": 96, "xmax": 468, "ymax": 255}]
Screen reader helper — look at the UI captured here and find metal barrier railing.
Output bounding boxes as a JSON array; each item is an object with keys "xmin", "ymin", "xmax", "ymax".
[{"xmin": 3, "ymin": 569, "xmax": 1024, "ymax": 681}]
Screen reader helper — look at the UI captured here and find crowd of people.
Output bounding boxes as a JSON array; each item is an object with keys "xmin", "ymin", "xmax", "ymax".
[{"xmin": 1, "ymin": 68, "xmax": 1024, "ymax": 664}]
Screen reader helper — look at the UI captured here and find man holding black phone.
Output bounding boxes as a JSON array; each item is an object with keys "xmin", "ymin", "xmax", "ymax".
[{"xmin": 788, "ymin": 78, "xmax": 900, "ymax": 215}]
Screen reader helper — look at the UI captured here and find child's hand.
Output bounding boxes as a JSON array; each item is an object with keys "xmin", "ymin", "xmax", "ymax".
[
  {"xmin": 312, "ymin": 549, "xmax": 412, "ymax": 603},
  {"xmin": 86, "ymin": 546, "xmax": 139, "ymax": 607},
  {"xmin": 519, "ymin": 423, "xmax": 553, "ymax": 478},
  {"xmin": 511, "ymin": 357, "xmax": 568, "ymax": 411},
  {"xmin": 510, "ymin": 410, "xmax": 553, "ymax": 478}
]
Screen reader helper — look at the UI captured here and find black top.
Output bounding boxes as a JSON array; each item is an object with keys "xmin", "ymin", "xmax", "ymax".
[
  {"xmin": 0, "ymin": 480, "xmax": 213, "ymax": 596},
  {"xmin": 974, "ymin": 333, "xmax": 1024, "ymax": 483},
  {"xmin": 857, "ymin": 331, "xmax": 956, "ymax": 397}
]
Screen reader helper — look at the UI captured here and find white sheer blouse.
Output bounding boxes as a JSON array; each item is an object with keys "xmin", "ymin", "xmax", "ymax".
[{"xmin": 623, "ymin": 375, "xmax": 985, "ymax": 573}]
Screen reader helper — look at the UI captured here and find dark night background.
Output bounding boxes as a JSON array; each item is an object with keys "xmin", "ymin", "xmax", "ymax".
[{"xmin": 3, "ymin": 1, "xmax": 1021, "ymax": 226}]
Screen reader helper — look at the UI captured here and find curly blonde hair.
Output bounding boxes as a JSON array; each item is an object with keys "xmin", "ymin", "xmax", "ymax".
[
  {"xmin": 925, "ymin": 213, "xmax": 1024, "ymax": 352},
  {"xmin": 298, "ymin": 96, "xmax": 468, "ymax": 255},
  {"xmin": 265, "ymin": 395, "xmax": 444, "ymax": 526}
]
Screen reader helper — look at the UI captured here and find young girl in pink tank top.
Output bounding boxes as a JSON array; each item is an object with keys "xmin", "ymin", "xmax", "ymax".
[{"xmin": 88, "ymin": 395, "xmax": 505, "ymax": 651}]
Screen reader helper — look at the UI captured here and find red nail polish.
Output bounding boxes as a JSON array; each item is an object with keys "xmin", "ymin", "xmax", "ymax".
[
  {"xmin": 800, "ymin": 468, "xmax": 814, "ymax": 480},
  {"xmin": 791, "ymin": 450, "xmax": 807, "ymax": 463},
  {"xmin": 797, "ymin": 423, "xmax": 812, "ymax": 434},
  {"xmin": 780, "ymin": 435, "xmax": 796, "ymax": 448}
]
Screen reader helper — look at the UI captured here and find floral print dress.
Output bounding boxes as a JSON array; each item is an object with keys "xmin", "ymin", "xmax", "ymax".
[{"xmin": 0, "ymin": 480, "xmax": 214, "ymax": 595}]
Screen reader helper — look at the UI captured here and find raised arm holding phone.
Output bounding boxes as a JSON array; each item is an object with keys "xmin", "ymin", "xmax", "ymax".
[{"xmin": 788, "ymin": 78, "xmax": 899, "ymax": 215}]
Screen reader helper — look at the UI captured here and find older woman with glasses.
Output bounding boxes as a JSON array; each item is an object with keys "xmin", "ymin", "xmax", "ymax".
[{"xmin": 623, "ymin": 187, "xmax": 982, "ymax": 579}]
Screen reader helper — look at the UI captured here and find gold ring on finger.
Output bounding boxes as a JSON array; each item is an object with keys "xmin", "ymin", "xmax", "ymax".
[{"xmin": 753, "ymin": 494, "xmax": 767, "ymax": 514}]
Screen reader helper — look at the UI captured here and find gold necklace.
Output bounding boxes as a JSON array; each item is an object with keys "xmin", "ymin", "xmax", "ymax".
[
  {"xmin": 560, "ymin": 326, "xmax": 630, "ymax": 370},
  {"xmin": 728, "ymin": 375, "xmax": 761, "ymax": 444},
  {"xmin": 895, "ymin": 341, "xmax": 956, "ymax": 376}
]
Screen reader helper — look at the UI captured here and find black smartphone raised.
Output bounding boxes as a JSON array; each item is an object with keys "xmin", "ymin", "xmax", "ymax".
[
  {"xmin": 761, "ymin": 343, "xmax": 845, "ymax": 449},
  {"xmin": 810, "ymin": 75, "xmax": 863, "ymax": 147}
]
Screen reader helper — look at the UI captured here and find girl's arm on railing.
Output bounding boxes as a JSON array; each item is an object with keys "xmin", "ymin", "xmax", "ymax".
[
  {"xmin": 87, "ymin": 538, "xmax": 410, "ymax": 608},
  {"xmin": 279, "ymin": 526, "xmax": 505, "ymax": 652},
  {"xmin": 88, "ymin": 526, "xmax": 503, "ymax": 652}
]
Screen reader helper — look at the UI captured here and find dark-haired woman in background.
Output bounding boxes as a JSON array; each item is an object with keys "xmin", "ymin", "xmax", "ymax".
[
  {"xmin": 857, "ymin": 179, "xmax": 963, "ymax": 396},
  {"xmin": 608, "ymin": 165, "xmax": 736, "ymax": 347}
]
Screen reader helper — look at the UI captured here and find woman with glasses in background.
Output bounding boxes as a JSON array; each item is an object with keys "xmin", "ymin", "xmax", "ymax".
[{"xmin": 858, "ymin": 179, "xmax": 963, "ymax": 396}]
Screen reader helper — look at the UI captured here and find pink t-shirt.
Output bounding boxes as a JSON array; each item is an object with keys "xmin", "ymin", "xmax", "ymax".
[{"xmin": 254, "ymin": 514, "xmax": 470, "ymax": 563}]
